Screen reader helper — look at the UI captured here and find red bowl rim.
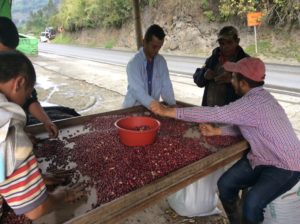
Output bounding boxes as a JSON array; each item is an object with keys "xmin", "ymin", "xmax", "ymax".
[{"xmin": 114, "ymin": 116, "xmax": 161, "ymax": 133}]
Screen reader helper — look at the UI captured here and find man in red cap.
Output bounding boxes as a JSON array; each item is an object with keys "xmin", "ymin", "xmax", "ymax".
[{"xmin": 150, "ymin": 57, "xmax": 300, "ymax": 224}]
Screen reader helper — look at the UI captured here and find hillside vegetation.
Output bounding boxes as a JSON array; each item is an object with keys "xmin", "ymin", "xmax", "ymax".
[
  {"xmin": 12, "ymin": 0, "xmax": 60, "ymax": 26},
  {"xmin": 17, "ymin": 0, "xmax": 300, "ymax": 63}
]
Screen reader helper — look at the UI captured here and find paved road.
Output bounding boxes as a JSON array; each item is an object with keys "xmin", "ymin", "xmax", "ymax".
[
  {"xmin": 39, "ymin": 43, "xmax": 300, "ymax": 92},
  {"xmin": 33, "ymin": 52, "xmax": 300, "ymax": 137}
]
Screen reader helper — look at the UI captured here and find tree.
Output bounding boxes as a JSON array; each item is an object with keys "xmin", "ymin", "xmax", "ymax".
[
  {"xmin": 218, "ymin": 0, "xmax": 300, "ymax": 29},
  {"xmin": 24, "ymin": 0, "xmax": 59, "ymax": 35},
  {"xmin": 51, "ymin": 0, "xmax": 132, "ymax": 31}
]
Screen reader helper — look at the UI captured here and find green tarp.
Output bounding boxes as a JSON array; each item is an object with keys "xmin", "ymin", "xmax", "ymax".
[
  {"xmin": 0, "ymin": 1, "xmax": 38, "ymax": 55},
  {"xmin": 17, "ymin": 34, "xmax": 39, "ymax": 55},
  {"xmin": 0, "ymin": 0, "xmax": 12, "ymax": 19}
]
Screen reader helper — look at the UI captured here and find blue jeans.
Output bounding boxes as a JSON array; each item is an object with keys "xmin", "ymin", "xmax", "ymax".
[{"xmin": 217, "ymin": 156, "xmax": 300, "ymax": 223}]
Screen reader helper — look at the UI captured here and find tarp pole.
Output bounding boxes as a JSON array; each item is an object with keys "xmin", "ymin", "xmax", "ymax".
[
  {"xmin": 132, "ymin": 0, "xmax": 143, "ymax": 50},
  {"xmin": 0, "ymin": 0, "xmax": 12, "ymax": 18},
  {"xmin": 254, "ymin": 26, "xmax": 258, "ymax": 53}
]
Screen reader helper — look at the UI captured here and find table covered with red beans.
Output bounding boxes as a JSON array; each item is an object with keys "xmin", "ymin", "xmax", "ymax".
[{"xmin": 3, "ymin": 105, "xmax": 248, "ymax": 224}]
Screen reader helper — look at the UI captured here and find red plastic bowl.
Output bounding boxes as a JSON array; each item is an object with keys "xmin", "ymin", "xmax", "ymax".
[{"xmin": 114, "ymin": 116, "xmax": 161, "ymax": 146}]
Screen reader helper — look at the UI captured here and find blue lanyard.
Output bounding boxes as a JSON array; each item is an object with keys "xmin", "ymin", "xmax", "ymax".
[{"xmin": 146, "ymin": 59, "xmax": 154, "ymax": 95}]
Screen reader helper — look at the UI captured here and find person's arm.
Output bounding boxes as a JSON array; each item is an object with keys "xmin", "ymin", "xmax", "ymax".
[
  {"xmin": 176, "ymin": 97, "xmax": 258, "ymax": 127},
  {"xmin": 24, "ymin": 189, "xmax": 63, "ymax": 220},
  {"xmin": 160, "ymin": 58, "xmax": 176, "ymax": 106},
  {"xmin": 199, "ymin": 124, "xmax": 241, "ymax": 136},
  {"xmin": 1, "ymin": 152, "xmax": 84, "ymax": 221},
  {"xmin": 28, "ymin": 101, "xmax": 58, "ymax": 138},
  {"xmin": 199, "ymin": 123, "xmax": 221, "ymax": 136},
  {"xmin": 214, "ymin": 71, "xmax": 232, "ymax": 84},
  {"xmin": 219, "ymin": 125, "xmax": 241, "ymax": 136},
  {"xmin": 193, "ymin": 54, "xmax": 215, "ymax": 87},
  {"xmin": 151, "ymin": 96, "xmax": 258, "ymax": 127},
  {"xmin": 150, "ymin": 101, "xmax": 176, "ymax": 118},
  {"xmin": 126, "ymin": 60, "xmax": 154, "ymax": 108},
  {"xmin": 24, "ymin": 89, "xmax": 58, "ymax": 138},
  {"xmin": 193, "ymin": 66, "xmax": 209, "ymax": 87},
  {"xmin": 24, "ymin": 183, "xmax": 86, "ymax": 220}
]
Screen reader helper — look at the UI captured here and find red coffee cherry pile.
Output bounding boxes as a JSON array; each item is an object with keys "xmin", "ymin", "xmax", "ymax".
[
  {"xmin": 3, "ymin": 113, "xmax": 241, "ymax": 222},
  {"xmin": 205, "ymin": 135, "xmax": 243, "ymax": 147},
  {"xmin": 0, "ymin": 206, "xmax": 32, "ymax": 224}
]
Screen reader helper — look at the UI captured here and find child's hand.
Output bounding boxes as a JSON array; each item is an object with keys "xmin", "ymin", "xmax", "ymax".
[
  {"xmin": 43, "ymin": 169, "xmax": 75, "ymax": 190},
  {"xmin": 199, "ymin": 123, "xmax": 221, "ymax": 136},
  {"xmin": 43, "ymin": 121, "xmax": 59, "ymax": 138},
  {"xmin": 62, "ymin": 182, "xmax": 87, "ymax": 204}
]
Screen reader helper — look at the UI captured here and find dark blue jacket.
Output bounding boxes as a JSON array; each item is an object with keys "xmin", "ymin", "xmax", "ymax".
[{"xmin": 193, "ymin": 46, "xmax": 249, "ymax": 106}]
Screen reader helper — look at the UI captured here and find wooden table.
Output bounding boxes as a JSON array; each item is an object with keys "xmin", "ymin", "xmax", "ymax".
[{"xmin": 27, "ymin": 105, "xmax": 249, "ymax": 224}]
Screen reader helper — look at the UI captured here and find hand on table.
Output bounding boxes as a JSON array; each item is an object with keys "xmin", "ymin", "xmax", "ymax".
[
  {"xmin": 43, "ymin": 121, "xmax": 59, "ymax": 138},
  {"xmin": 62, "ymin": 182, "xmax": 87, "ymax": 204},
  {"xmin": 43, "ymin": 169, "xmax": 75, "ymax": 190},
  {"xmin": 199, "ymin": 124, "xmax": 221, "ymax": 136},
  {"xmin": 150, "ymin": 101, "xmax": 176, "ymax": 118}
]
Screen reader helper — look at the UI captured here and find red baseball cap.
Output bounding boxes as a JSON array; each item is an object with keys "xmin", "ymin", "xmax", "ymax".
[{"xmin": 223, "ymin": 57, "xmax": 266, "ymax": 82}]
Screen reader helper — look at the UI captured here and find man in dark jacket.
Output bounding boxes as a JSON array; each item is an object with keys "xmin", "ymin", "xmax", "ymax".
[{"xmin": 194, "ymin": 26, "xmax": 249, "ymax": 106}]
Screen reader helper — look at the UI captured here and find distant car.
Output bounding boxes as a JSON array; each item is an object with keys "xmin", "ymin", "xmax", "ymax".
[
  {"xmin": 17, "ymin": 33, "xmax": 38, "ymax": 55},
  {"xmin": 45, "ymin": 27, "xmax": 56, "ymax": 40},
  {"xmin": 40, "ymin": 32, "xmax": 49, "ymax": 42}
]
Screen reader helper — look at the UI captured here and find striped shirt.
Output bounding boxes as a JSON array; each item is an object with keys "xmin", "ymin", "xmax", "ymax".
[
  {"xmin": 0, "ymin": 154, "xmax": 47, "ymax": 215},
  {"xmin": 0, "ymin": 196, "xmax": 3, "ymax": 217},
  {"xmin": 177, "ymin": 87, "xmax": 300, "ymax": 171},
  {"xmin": 123, "ymin": 47, "xmax": 176, "ymax": 109}
]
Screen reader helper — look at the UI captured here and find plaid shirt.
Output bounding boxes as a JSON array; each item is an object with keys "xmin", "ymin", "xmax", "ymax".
[{"xmin": 177, "ymin": 87, "xmax": 300, "ymax": 171}]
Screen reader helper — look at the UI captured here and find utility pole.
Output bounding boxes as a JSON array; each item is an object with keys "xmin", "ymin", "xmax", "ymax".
[
  {"xmin": 132, "ymin": 0, "xmax": 143, "ymax": 50},
  {"xmin": 247, "ymin": 12, "xmax": 262, "ymax": 54}
]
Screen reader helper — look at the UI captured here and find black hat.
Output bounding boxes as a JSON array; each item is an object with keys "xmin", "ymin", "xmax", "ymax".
[{"xmin": 217, "ymin": 26, "xmax": 238, "ymax": 41}]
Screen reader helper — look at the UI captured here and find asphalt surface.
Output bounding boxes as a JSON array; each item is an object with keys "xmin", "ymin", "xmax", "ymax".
[{"xmin": 39, "ymin": 43, "xmax": 300, "ymax": 92}]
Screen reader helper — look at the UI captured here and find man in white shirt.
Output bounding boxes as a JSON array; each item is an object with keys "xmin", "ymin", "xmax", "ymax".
[{"xmin": 123, "ymin": 24, "xmax": 176, "ymax": 109}]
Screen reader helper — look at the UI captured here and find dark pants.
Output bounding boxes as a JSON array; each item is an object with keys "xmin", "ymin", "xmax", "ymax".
[{"xmin": 217, "ymin": 156, "xmax": 300, "ymax": 223}]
